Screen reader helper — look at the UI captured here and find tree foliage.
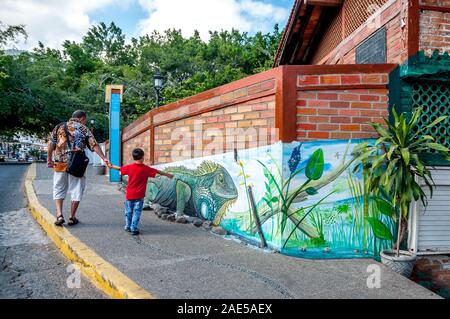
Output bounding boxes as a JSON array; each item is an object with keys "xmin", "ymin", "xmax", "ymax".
[{"xmin": 0, "ymin": 21, "xmax": 281, "ymax": 142}]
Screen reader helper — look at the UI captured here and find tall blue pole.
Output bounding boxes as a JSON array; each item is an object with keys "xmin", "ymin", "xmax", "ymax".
[{"xmin": 109, "ymin": 90, "xmax": 121, "ymax": 182}]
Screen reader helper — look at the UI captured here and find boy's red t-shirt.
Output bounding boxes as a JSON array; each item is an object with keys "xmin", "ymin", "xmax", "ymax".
[{"xmin": 120, "ymin": 163, "xmax": 157, "ymax": 200}]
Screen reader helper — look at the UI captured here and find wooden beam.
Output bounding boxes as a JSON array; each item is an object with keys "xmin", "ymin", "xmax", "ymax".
[
  {"xmin": 305, "ymin": 0, "xmax": 343, "ymax": 7},
  {"xmin": 419, "ymin": 5, "xmax": 450, "ymax": 13},
  {"xmin": 275, "ymin": 66, "xmax": 297, "ymax": 143},
  {"xmin": 408, "ymin": 0, "xmax": 420, "ymax": 57}
]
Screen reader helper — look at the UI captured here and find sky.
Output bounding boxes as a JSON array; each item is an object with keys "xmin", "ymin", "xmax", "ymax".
[{"xmin": 0, "ymin": 0, "xmax": 293, "ymax": 50}]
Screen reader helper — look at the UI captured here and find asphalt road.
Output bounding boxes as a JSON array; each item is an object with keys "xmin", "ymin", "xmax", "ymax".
[{"xmin": 0, "ymin": 164, "xmax": 106, "ymax": 299}]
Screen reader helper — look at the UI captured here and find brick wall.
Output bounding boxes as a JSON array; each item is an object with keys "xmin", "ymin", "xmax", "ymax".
[
  {"xmin": 296, "ymin": 69, "xmax": 390, "ymax": 140},
  {"xmin": 118, "ymin": 65, "xmax": 394, "ymax": 166},
  {"xmin": 122, "ymin": 130, "xmax": 151, "ymax": 165},
  {"xmin": 419, "ymin": 0, "xmax": 450, "ymax": 55},
  {"xmin": 154, "ymin": 96, "xmax": 276, "ymax": 164},
  {"xmin": 313, "ymin": 0, "xmax": 410, "ymax": 65},
  {"xmin": 120, "ymin": 68, "xmax": 278, "ymax": 165},
  {"xmin": 412, "ymin": 255, "xmax": 450, "ymax": 297}
]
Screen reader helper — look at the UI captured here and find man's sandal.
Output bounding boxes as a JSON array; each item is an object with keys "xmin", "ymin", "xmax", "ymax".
[
  {"xmin": 67, "ymin": 217, "xmax": 79, "ymax": 226},
  {"xmin": 54, "ymin": 215, "xmax": 65, "ymax": 226}
]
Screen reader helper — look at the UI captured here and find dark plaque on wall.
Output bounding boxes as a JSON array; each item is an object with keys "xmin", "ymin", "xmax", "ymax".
[{"xmin": 355, "ymin": 27, "xmax": 387, "ymax": 64}]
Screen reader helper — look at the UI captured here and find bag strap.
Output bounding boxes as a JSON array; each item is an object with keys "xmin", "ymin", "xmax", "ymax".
[{"xmin": 63, "ymin": 122, "xmax": 73, "ymax": 151}]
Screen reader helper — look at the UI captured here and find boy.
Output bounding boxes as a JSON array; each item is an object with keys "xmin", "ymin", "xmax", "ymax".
[{"xmin": 108, "ymin": 148, "xmax": 173, "ymax": 235}]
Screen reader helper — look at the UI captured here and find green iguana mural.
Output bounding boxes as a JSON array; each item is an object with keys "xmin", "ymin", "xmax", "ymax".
[{"xmin": 144, "ymin": 161, "xmax": 238, "ymax": 225}]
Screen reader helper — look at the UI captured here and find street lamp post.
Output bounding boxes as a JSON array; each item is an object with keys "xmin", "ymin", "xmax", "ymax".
[
  {"xmin": 90, "ymin": 119, "xmax": 95, "ymax": 134},
  {"xmin": 153, "ymin": 70, "xmax": 164, "ymax": 107}
]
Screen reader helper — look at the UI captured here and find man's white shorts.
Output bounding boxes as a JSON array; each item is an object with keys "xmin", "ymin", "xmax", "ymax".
[{"xmin": 53, "ymin": 172, "xmax": 86, "ymax": 202}]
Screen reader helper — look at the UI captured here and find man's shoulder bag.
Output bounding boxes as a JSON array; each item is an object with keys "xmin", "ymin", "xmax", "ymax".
[{"xmin": 63, "ymin": 123, "xmax": 89, "ymax": 178}]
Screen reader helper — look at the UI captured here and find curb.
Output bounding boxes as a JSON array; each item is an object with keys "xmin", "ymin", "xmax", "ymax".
[
  {"xmin": 24, "ymin": 163, "xmax": 154, "ymax": 299},
  {"xmin": 0, "ymin": 162, "xmax": 32, "ymax": 165}
]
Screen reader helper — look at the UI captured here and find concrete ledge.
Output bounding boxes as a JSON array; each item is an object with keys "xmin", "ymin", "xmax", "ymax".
[{"xmin": 24, "ymin": 163, "xmax": 154, "ymax": 299}]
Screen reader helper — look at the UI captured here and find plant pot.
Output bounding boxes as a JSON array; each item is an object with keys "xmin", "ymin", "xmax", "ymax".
[
  {"xmin": 93, "ymin": 165, "xmax": 106, "ymax": 175},
  {"xmin": 380, "ymin": 249, "xmax": 417, "ymax": 277}
]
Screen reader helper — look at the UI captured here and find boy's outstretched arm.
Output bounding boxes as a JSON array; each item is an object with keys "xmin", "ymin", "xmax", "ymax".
[
  {"xmin": 108, "ymin": 163, "xmax": 121, "ymax": 171},
  {"xmin": 156, "ymin": 169, "xmax": 174, "ymax": 179}
]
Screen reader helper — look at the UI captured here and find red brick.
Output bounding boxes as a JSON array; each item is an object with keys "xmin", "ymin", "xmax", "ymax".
[
  {"xmin": 248, "ymin": 83, "xmax": 262, "ymax": 95},
  {"xmin": 361, "ymin": 124, "xmax": 375, "ymax": 132},
  {"xmin": 371, "ymin": 117, "xmax": 386, "ymax": 124},
  {"xmin": 341, "ymin": 124, "xmax": 360, "ymax": 131},
  {"xmin": 341, "ymin": 75, "xmax": 361, "ymax": 85},
  {"xmin": 339, "ymin": 109, "xmax": 359, "ymax": 116},
  {"xmin": 297, "ymin": 131, "xmax": 307, "ymax": 138},
  {"xmin": 360, "ymin": 109, "xmax": 380, "ymax": 117},
  {"xmin": 217, "ymin": 115, "xmax": 231, "ymax": 122},
  {"xmin": 330, "ymin": 101, "xmax": 350, "ymax": 108},
  {"xmin": 308, "ymin": 131, "xmax": 330, "ymax": 139},
  {"xmin": 330, "ymin": 116, "xmax": 351, "ymax": 123},
  {"xmin": 308, "ymin": 116, "xmax": 330, "ymax": 123},
  {"xmin": 308, "ymin": 100, "xmax": 329, "ymax": 108},
  {"xmin": 260, "ymin": 110, "xmax": 274, "ymax": 118},
  {"xmin": 351, "ymin": 102, "xmax": 372, "ymax": 109},
  {"xmin": 233, "ymin": 88, "xmax": 247, "ymax": 99},
  {"xmin": 205, "ymin": 117, "xmax": 218, "ymax": 123},
  {"xmin": 298, "ymin": 92, "xmax": 317, "ymax": 99},
  {"xmin": 189, "ymin": 104, "xmax": 199, "ymax": 113},
  {"xmin": 318, "ymin": 124, "xmax": 339, "ymax": 131},
  {"xmin": 362, "ymin": 74, "xmax": 383, "ymax": 84},
  {"xmin": 320, "ymin": 75, "xmax": 341, "ymax": 85},
  {"xmin": 318, "ymin": 108, "xmax": 339, "ymax": 115},
  {"xmin": 373, "ymin": 102, "xmax": 388, "ymax": 109},
  {"xmin": 338, "ymin": 93, "xmax": 360, "ymax": 101},
  {"xmin": 260, "ymin": 80, "xmax": 275, "ymax": 91},
  {"xmin": 352, "ymin": 132, "xmax": 375, "ymax": 138},
  {"xmin": 221, "ymin": 92, "xmax": 234, "ymax": 103},
  {"xmin": 352, "ymin": 117, "xmax": 370, "ymax": 123},
  {"xmin": 318, "ymin": 93, "xmax": 338, "ymax": 100},
  {"xmin": 331, "ymin": 132, "xmax": 352, "ymax": 139},
  {"xmin": 296, "ymin": 100, "xmax": 307, "ymax": 107},
  {"xmin": 297, "ymin": 107, "xmax": 317, "ymax": 115},
  {"xmin": 360, "ymin": 95, "xmax": 380, "ymax": 102},
  {"xmin": 298, "ymin": 75, "xmax": 319, "ymax": 86},
  {"xmin": 298, "ymin": 123, "xmax": 316, "ymax": 131}
]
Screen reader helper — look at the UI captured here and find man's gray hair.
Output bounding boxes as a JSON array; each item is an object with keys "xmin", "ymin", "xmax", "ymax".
[{"xmin": 72, "ymin": 110, "xmax": 87, "ymax": 119}]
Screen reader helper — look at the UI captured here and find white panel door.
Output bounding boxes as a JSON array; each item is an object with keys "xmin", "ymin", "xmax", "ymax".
[{"xmin": 416, "ymin": 168, "xmax": 450, "ymax": 253}]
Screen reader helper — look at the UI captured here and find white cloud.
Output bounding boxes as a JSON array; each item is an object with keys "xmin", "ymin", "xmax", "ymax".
[
  {"xmin": 0, "ymin": 0, "xmax": 289, "ymax": 50},
  {"xmin": 137, "ymin": 0, "xmax": 289, "ymax": 40},
  {"xmin": 0, "ymin": 0, "xmax": 128, "ymax": 50}
]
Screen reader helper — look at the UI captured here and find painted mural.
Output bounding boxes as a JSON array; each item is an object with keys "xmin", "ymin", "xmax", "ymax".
[
  {"xmin": 144, "ymin": 161, "xmax": 238, "ymax": 225},
  {"xmin": 145, "ymin": 139, "xmax": 397, "ymax": 259}
]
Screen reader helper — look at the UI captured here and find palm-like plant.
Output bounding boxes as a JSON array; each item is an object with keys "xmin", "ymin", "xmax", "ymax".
[{"xmin": 353, "ymin": 107, "xmax": 450, "ymax": 257}]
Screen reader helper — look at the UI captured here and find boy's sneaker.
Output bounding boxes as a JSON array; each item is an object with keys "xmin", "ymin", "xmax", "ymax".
[
  {"xmin": 131, "ymin": 230, "xmax": 140, "ymax": 235},
  {"xmin": 124, "ymin": 227, "xmax": 131, "ymax": 232}
]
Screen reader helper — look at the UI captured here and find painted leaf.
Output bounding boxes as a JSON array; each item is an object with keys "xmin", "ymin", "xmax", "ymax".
[
  {"xmin": 374, "ymin": 198, "xmax": 394, "ymax": 218},
  {"xmin": 271, "ymin": 197, "xmax": 279, "ymax": 203},
  {"xmin": 305, "ymin": 187, "xmax": 318, "ymax": 195},
  {"xmin": 366, "ymin": 217, "xmax": 393, "ymax": 241},
  {"xmin": 265, "ymin": 182, "xmax": 271, "ymax": 193},
  {"xmin": 305, "ymin": 149, "xmax": 324, "ymax": 180},
  {"xmin": 263, "ymin": 198, "xmax": 272, "ymax": 208}
]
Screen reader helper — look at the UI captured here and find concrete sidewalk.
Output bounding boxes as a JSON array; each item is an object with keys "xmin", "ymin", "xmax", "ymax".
[{"xmin": 33, "ymin": 163, "xmax": 440, "ymax": 299}]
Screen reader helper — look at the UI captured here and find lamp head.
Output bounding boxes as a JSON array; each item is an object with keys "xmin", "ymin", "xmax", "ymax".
[{"xmin": 154, "ymin": 70, "xmax": 163, "ymax": 89}]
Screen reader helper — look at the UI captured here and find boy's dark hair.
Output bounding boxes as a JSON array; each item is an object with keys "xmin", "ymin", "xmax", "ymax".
[
  {"xmin": 72, "ymin": 110, "xmax": 87, "ymax": 119},
  {"xmin": 132, "ymin": 148, "xmax": 145, "ymax": 160}
]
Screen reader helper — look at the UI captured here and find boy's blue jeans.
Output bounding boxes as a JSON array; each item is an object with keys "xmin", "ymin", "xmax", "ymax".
[{"xmin": 124, "ymin": 199, "xmax": 144, "ymax": 232}]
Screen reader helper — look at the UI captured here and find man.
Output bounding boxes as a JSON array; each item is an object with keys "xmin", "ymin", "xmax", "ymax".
[{"xmin": 47, "ymin": 110, "xmax": 110, "ymax": 226}]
